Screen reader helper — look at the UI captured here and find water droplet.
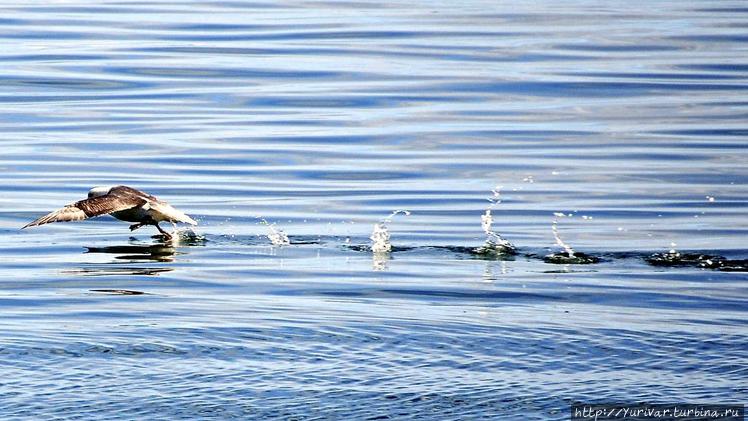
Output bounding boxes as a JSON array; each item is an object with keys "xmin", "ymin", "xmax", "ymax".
[{"xmin": 551, "ymin": 213, "xmax": 575, "ymax": 257}]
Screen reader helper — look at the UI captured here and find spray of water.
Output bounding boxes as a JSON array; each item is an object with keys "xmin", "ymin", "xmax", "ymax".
[
  {"xmin": 476, "ymin": 186, "xmax": 514, "ymax": 253},
  {"xmin": 370, "ymin": 210, "xmax": 410, "ymax": 253},
  {"xmin": 370, "ymin": 223, "xmax": 391, "ymax": 253},
  {"xmin": 256, "ymin": 217, "xmax": 290, "ymax": 246},
  {"xmin": 551, "ymin": 212, "xmax": 575, "ymax": 257},
  {"xmin": 165, "ymin": 223, "xmax": 205, "ymax": 245}
]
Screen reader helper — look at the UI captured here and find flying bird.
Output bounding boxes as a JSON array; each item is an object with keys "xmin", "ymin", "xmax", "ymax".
[{"xmin": 22, "ymin": 185, "xmax": 197, "ymax": 239}]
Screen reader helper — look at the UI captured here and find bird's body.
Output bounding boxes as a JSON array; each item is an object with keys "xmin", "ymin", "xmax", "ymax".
[{"xmin": 22, "ymin": 185, "xmax": 197, "ymax": 238}]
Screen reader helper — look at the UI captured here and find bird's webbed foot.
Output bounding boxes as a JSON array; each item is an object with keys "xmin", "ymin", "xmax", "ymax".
[{"xmin": 155, "ymin": 223, "xmax": 173, "ymax": 240}]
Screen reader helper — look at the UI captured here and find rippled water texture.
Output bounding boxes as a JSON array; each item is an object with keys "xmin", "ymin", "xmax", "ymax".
[{"xmin": 0, "ymin": 1, "xmax": 746, "ymax": 419}]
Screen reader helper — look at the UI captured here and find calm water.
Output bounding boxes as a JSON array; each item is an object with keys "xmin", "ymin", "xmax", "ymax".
[{"xmin": 1, "ymin": 1, "xmax": 747, "ymax": 419}]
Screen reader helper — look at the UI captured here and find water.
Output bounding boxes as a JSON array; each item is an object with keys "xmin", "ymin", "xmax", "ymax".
[{"xmin": 1, "ymin": 1, "xmax": 747, "ymax": 419}]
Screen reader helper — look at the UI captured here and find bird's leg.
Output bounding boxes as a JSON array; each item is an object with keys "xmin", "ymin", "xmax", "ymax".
[
  {"xmin": 129, "ymin": 223, "xmax": 145, "ymax": 231},
  {"xmin": 155, "ymin": 223, "xmax": 172, "ymax": 240}
]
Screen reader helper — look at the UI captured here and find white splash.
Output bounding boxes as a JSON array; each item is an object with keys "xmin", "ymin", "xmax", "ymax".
[
  {"xmin": 370, "ymin": 210, "xmax": 410, "ymax": 253},
  {"xmin": 257, "ymin": 217, "xmax": 290, "ymax": 246},
  {"xmin": 668, "ymin": 241, "xmax": 680, "ymax": 257},
  {"xmin": 370, "ymin": 222, "xmax": 391, "ymax": 253},
  {"xmin": 552, "ymin": 212, "xmax": 575, "ymax": 257},
  {"xmin": 383, "ymin": 210, "xmax": 411, "ymax": 223},
  {"xmin": 166, "ymin": 223, "xmax": 201, "ymax": 245},
  {"xmin": 479, "ymin": 186, "xmax": 514, "ymax": 250}
]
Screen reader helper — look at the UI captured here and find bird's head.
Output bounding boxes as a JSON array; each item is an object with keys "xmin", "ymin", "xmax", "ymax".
[{"xmin": 88, "ymin": 186, "xmax": 113, "ymax": 198}]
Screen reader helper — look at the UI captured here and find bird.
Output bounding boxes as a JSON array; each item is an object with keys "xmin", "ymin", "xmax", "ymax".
[{"xmin": 22, "ymin": 185, "xmax": 197, "ymax": 239}]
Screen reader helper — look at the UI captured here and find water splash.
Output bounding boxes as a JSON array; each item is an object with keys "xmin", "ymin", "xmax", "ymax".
[
  {"xmin": 646, "ymin": 245, "xmax": 729, "ymax": 269},
  {"xmin": 257, "ymin": 217, "xmax": 290, "ymax": 246},
  {"xmin": 551, "ymin": 212, "xmax": 575, "ymax": 257},
  {"xmin": 475, "ymin": 186, "xmax": 515, "ymax": 256},
  {"xmin": 544, "ymin": 213, "xmax": 599, "ymax": 264},
  {"xmin": 164, "ymin": 225, "xmax": 207, "ymax": 246},
  {"xmin": 370, "ymin": 223, "xmax": 391, "ymax": 253},
  {"xmin": 370, "ymin": 210, "xmax": 410, "ymax": 253}
]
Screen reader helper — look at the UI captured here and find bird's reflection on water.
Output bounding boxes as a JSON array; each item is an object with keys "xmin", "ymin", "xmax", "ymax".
[
  {"xmin": 66, "ymin": 231, "xmax": 207, "ymax": 276},
  {"xmin": 69, "ymin": 266, "xmax": 174, "ymax": 276},
  {"xmin": 87, "ymin": 243, "xmax": 178, "ymax": 262},
  {"xmin": 372, "ymin": 251, "xmax": 390, "ymax": 271}
]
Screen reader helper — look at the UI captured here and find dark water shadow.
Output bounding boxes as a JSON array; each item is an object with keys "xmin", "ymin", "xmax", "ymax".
[
  {"xmin": 66, "ymin": 266, "xmax": 173, "ymax": 277},
  {"xmin": 89, "ymin": 289, "xmax": 149, "ymax": 295},
  {"xmin": 341, "ymin": 242, "xmax": 748, "ymax": 272}
]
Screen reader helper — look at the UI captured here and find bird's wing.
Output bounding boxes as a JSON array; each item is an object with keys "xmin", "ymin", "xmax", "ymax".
[{"xmin": 22, "ymin": 194, "xmax": 146, "ymax": 229}]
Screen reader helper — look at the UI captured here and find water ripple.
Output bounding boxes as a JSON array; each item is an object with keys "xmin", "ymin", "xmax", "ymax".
[{"xmin": 1, "ymin": 0, "xmax": 746, "ymax": 418}]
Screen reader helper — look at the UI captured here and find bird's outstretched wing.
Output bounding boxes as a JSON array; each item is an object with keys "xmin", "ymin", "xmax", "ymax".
[{"xmin": 22, "ymin": 194, "xmax": 146, "ymax": 229}]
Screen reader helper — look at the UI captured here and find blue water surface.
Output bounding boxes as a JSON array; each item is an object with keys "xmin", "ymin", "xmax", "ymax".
[{"xmin": 0, "ymin": 1, "xmax": 746, "ymax": 419}]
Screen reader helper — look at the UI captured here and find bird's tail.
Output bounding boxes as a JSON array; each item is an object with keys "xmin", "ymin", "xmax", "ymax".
[
  {"xmin": 181, "ymin": 214, "xmax": 198, "ymax": 225},
  {"xmin": 168, "ymin": 206, "xmax": 198, "ymax": 225}
]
